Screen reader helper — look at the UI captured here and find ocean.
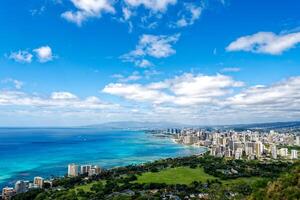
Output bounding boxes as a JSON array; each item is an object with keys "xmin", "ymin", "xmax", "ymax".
[{"xmin": 0, "ymin": 128, "xmax": 206, "ymax": 188}]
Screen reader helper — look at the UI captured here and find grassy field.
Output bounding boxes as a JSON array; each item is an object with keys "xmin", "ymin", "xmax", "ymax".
[
  {"xmin": 74, "ymin": 183, "xmax": 94, "ymax": 192},
  {"xmin": 136, "ymin": 167, "xmax": 217, "ymax": 185}
]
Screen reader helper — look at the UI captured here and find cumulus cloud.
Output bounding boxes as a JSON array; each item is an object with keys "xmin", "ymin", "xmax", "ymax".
[
  {"xmin": 121, "ymin": 34, "xmax": 180, "ymax": 67},
  {"xmin": 9, "ymin": 46, "xmax": 54, "ymax": 64},
  {"xmin": 101, "ymin": 73, "xmax": 300, "ymax": 124},
  {"xmin": 62, "ymin": 0, "xmax": 115, "ymax": 26},
  {"xmin": 227, "ymin": 77, "xmax": 300, "ymax": 110},
  {"xmin": 226, "ymin": 31, "xmax": 300, "ymax": 55},
  {"xmin": 103, "ymin": 83, "xmax": 174, "ymax": 104},
  {"xmin": 103, "ymin": 73, "xmax": 244, "ymax": 106},
  {"xmin": 0, "ymin": 90, "xmax": 116, "ymax": 110},
  {"xmin": 33, "ymin": 46, "xmax": 53, "ymax": 63},
  {"xmin": 51, "ymin": 92, "xmax": 78, "ymax": 100},
  {"xmin": 2, "ymin": 74, "xmax": 300, "ymax": 125},
  {"xmin": 9, "ymin": 51, "xmax": 33, "ymax": 63}
]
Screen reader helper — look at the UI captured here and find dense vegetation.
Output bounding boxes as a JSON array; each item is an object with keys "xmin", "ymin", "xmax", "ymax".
[{"xmin": 12, "ymin": 154, "xmax": 299, "ymax": 200}]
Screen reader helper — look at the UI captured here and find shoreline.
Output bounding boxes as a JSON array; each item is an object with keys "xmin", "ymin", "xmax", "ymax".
[{"xmin": 0, "ymin": 130, "xmax": 207, "ymax": 189}]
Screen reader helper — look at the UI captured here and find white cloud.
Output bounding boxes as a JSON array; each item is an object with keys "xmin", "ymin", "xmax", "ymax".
[
  {"xmin": 112, "ymin": 71, "xmax": 142, "ymax": 82},
  {"xmin": 101, "ymin": 74, "xmax": 300, "ymax": 124},
  {"xmin": 62, "ymin": 0, "xmax": 115, "ymax": 26},
  {"xmin": 122, "ymin": 6, "xmax": 133, "ymax": 21},
  {"xmin": 2, "ymin": 74, "xmax": 300, "ymax": 125},
  {"xmin": 227, "ymin": 77, "xmax": 300, "ymax": 109},
  {"xmin": 226, "ymin": 31, "xmax": 300, "ymax": 55},
  {"xmin": 103, "ymin": 73, "xmax": 244, "ymax": 106},
  {"xmin": 1, "ymin": 79, "xmax": 24, "ymax": 89},
  {"xmin": 0, "ymin": 90, "xmax": 116, "ymax": 111},
  {"xmin": 175, "ymin": 3, "xmax": 202, "ymax": 28},
  {"xmin": 221, "ymin": 67, "xmax": 241, "ymax": 72},
  {"xmin": 9, "ymin": 46, "xmax": 54, "ymax": 64},
  {"xmin": 135, "ymin": 59, "xmax": 153, "ymax": 68},
  {"xmin": 124, "ymin": 0, "xmax": 177, "ymax": 12},
  {"xmin": 9, "ymin": 51, "xmax": 33, "ymax": 63},
  {"xmin": 121, "ymin": 34, "xmax": 180, "ymax": 67},
  {"xmin": 33, "ymin": 46, "xmax": 54, "ymax": 63},
  {"xmin": 51, "ymin": 92, "xmax": 78, "ymax": 100},
  {"xmin": 103, "ymin": 83, "xmax": 174, "ymax": 104}
]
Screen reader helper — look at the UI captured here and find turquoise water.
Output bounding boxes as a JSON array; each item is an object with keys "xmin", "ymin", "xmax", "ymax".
[{"xmin": 0, "ymin": 128, "xmax": 206, "ymax": 188}]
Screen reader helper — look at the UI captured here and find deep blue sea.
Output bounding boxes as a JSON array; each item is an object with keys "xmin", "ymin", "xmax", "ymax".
[{"xmin": 0, "ymin": 128, "xmax": 206, "ymax": 188}]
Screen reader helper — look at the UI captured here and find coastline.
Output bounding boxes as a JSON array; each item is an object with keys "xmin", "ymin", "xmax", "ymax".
[
  {"xmin": 0, "ymin": 129, "xmax": 207, "ymax": 189},
  {"xmin": 170, "ymin": 138, "xmax": 209, "ymax": 154}
]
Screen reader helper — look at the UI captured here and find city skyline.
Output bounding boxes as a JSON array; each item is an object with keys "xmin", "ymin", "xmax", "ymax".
[{"xmin": 1, "ymin": 0, "xmax": 300, "ymax": 126}]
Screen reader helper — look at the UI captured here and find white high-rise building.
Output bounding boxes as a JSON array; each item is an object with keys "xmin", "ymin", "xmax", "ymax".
[
  {"xmin": 80, "ymin": 165, "xmax": 92, "ymax": 174},
  {"xmin": 15, "ymin": 180, "xmax": 28, "ymax": 194},
  {"xmin": 255, "ymin": 141, "xmax": 263, "ymax": 157},
  {"xmin": 279, "ymin": 148, "xmax": 288, "ymax": 157},
  {"xmin": 296, "ymin": 136, "xmax": 300, "ymax": 146},
  {"xmin": 68, "ymin": 164, "xmax": 79, "ymax": 177},
  {"xmin": 271, "ymin": 145, "xmax": 277, "ymax": 159},
  {"xmin": 33, "ymin": 177, "xmax": 44, "ymax": 188},
  {"xmin": 291, "ymin": 150, "xmax": 298, "ymax": 159},
  {"xmin": 88, "ymin": 165, "xmax": 102, "ymax": 176}
]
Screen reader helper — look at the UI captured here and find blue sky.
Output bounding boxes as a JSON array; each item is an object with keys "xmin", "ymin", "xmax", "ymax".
[{"xmin": 1, "ymin": 0, "xmax": 300, "ymax": 126}]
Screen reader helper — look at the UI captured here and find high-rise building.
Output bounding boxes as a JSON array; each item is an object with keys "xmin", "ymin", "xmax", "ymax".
[
  {"xmin": 80, "ymin": 165, "xmax": 92, "ymax": 174},
  {"xmin": 255, "ymin": 141, "xmax": 263, "ymax": 157},
  {"xmin": 271, "ymin": 145, "xmax": 277, "ymax": 159},
  {"xmin": 296, "ymin": 136, "xmax": 300, "ymax": 146},
  {"xmin": 88, "ymin": 165, "xmax": 102, "ymax": 176},
  {"xmin": 291, "ymin": 150, "xmax": 298, "ymax": 159},
  {"xmin": 1, "ymin": 187, "xmax": 16, "ymax": 200},
  {"xmin": 15, "ymin": 180, "xmax": 28, "ymax": 194},
  {"xmin": 68, "ymin": 163, "xmax": 79, "ymax": 177},
  {"xmin": 279, "ymin": 148, "xmax": 288, "ymax": 157},
  {"xmin": 33, "ymin": 177, "xmax": 44, "ymax": 188},
  {"xmin": 235, "ymin": 148, "xmax": 244, "ymax": 159}
]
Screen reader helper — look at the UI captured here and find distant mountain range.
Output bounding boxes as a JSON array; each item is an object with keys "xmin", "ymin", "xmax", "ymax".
[
  {"xmin": 84, "ymin": 121, "xmax": 188, "ymax": 130},
  {"xmin": 220, "ymin": 121, "xmax": 300, "ymax": 130},
  {"xmin": 84, "ymin": 120, "xmax": 300, "ymax": 130}
]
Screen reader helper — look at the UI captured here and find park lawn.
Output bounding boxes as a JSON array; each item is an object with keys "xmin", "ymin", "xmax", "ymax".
[
  {"xmin": 74, "ymin": 180, "xmax": 106, "ymax": 193},
  {"xmin": 74, "ymin": 183, "xmax": 94, "ymax": 192},
  {"xmin": 136, "ymin": 167, "xmax": 217, "ymax": 185}
]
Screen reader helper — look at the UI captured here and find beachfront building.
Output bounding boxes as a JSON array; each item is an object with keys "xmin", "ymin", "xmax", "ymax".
[
  {"xmin": 15, "ymin": 180, "xmax": 28, "ymax": 194},
  {"xmin": 81, "ymin": 165, "xmax": 92, "ymax": 174},
  {"xmin": 88, "ymin": 165, "xmax": 102, "ymax": 176},
  {"xmin": 1, "ymin": 187, "xmax": 16, "ymax": 200},
  {"xmin": 68, "ymin": 163, "xmax": 79, "ymax": 177},
  {"xmin": 33, "ymin": 177, "xmax": 44, "ymax": 188}
]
